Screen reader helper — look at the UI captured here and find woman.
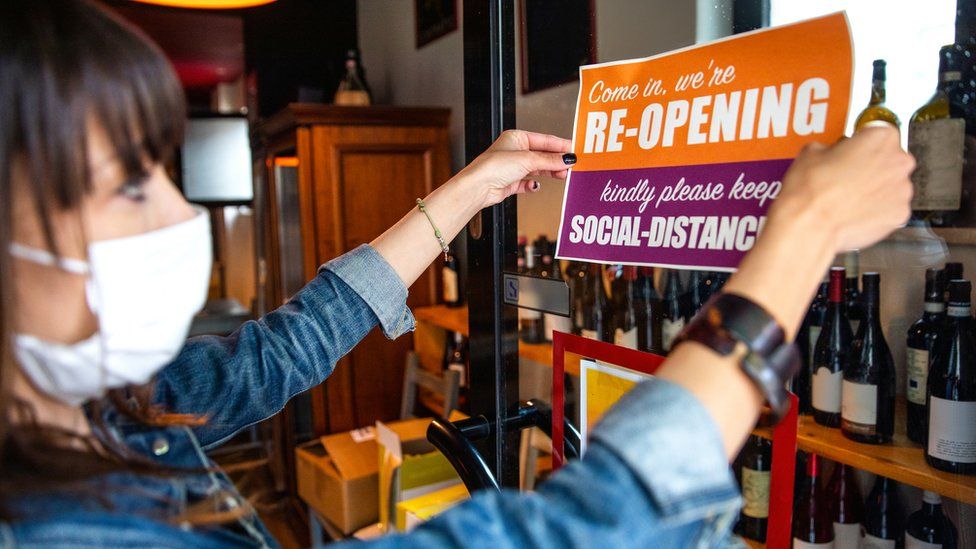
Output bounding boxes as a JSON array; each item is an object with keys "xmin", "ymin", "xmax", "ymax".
[{"xmin": 0, "ymin": 1, "xmax": 914, "ymax": 548}]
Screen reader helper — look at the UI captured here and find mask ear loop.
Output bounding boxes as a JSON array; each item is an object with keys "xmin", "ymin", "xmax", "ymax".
[
  {"xmin": 9, "ymin": 241, "xmax": 115, "ymax": 402},
  {"xmin": 8, "ymin": 242, "xmax": 90, "ymax": 275}
]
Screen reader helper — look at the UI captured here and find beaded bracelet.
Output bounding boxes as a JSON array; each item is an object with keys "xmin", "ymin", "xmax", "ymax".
[{"xmin": 416, "ymin": 198, "xmax": 450, "ymax": 260}]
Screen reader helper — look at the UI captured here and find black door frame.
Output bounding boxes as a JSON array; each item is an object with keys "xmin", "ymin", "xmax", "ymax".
[{"xmin": 460, "ymin": 0, "xmax": 769, "ymax": 489}]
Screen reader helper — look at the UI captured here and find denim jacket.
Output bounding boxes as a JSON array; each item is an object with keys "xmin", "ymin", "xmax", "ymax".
[{"xmin": 1, "ymin": 245, "xmax": 743, "ymax": 548}]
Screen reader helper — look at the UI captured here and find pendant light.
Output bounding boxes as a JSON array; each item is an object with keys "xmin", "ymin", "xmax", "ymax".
[{"xmin": 134, "ymin": 0, "xmax": 276, "ymax": 8}]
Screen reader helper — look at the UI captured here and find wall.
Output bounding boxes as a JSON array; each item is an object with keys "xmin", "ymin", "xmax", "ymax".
[{"xmin": 357, "ymin": 0, "xmax": 465, "ymax": 171}]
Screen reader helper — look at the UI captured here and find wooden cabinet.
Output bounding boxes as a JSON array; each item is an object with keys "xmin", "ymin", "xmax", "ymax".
[{"xmin": 253, "ymin": 104, "xmax": 451, "ymax": 436}]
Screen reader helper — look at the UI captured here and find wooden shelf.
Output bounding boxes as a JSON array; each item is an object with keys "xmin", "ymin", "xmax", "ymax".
[
  {"xmin": 413, "ymin": 305, "xmax": 577, "ymax": 375},
  {"xmin": 742, "ymin": 539, "xmax": 765, "ymax": 549},
  {"xmin": 754, "ymin": 407, "xmax": 976, "ymax": 506},
  {"xmin": 887, "ymin": 226, "xmax": 976, "ymax": 246},
  {"xmin": 414, "ymin": 307, "xmax": 976, "ymax": 504},
  {"xmin": 414, "ymin": 304, "xmax": 469, "ymax": 335}
]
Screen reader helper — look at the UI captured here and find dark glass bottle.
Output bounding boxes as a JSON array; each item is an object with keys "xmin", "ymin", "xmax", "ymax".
[
  {"xmin": 842, "ymin": 273, "xmax": 896, "ymax": 444},
  {"xmin": 926, "ymin": 279, "xmax": 976, "ymax": 474},
  {"xmin": 635, "ymin": 267, "xmax": 663, "ymax": 354},
  {"xmin": 738, "ymin": 435, "xmax": 772, "ymax": 543},
  {"xmin": 863, "ymin": 476, "xmax": 906, "ymax": 549},
  {"xmin": 445, "ymin": 331, "xmax": 469, "ymax": 389},
  {"xmin": 797, "ymin": 279, "xmax": 829, "ymax": 415},
  {"xmin": 661, "ymin": 269, "xmax": 686, "ymax": 352},
  {"xmin": 813, "ymin": 267, "xmax": 852, "ymax": 428},
  {"xmin": 827, "ymin": 463, "xmax": 864, "ymax": 549},
  {"xmin": 905, "ymin": 491, "xmax": 958, "ymax": 549},
  {"xmin": 688, "ymin": 271, "xmax": 708, "ymax": 317},
  {"xmin": 614, "ymin": 266, "xmax": 638, "ymax": 349},
  {"xmin": 792, "ymin": 454, "xmax": 834, "ymax": 548},
  {"xmin": 950, "ymin": 0, "xmax": 976, "ymax": 226},
  {"xmin": 570, "ymin": 262, "xmax": 588, "ymax": 336},
  {"xmin": 442, "ymin": 249, "xmax": 462, "ymax": 308},
  {"xmin": 845, "ymin": 252, "xmax": 865, "ymax": 334},
  {"xmin": 944, "ymin": 263, "xmax": 964, "ymax": 298},
  {"xmin": 906, "ymin": 269, "xmax": 947, "ymax": 444},
  {"xmin": 581, "ymin": 264, "xmax": 611, "ymax": 342}
]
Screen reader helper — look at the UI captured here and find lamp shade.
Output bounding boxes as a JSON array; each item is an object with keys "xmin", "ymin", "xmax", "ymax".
[{"xmin": 134, "ymin": 0, "xmax": 276, "ymax": 8}]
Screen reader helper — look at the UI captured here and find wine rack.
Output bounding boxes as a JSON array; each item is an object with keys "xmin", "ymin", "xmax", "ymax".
[{"xmin": 414, "ymin": 304, "xmax": 976, "ymax": 508}]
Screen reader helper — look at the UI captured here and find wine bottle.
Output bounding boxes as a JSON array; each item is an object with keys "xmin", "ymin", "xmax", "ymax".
[
  {"xmin": 950, "ymin": 0, "xmax": 976, "ymax": 225},
  {"xmin": 614, "ymin": 266, "xmax": 638, "ymax": 349},
  {"xmin": 517, "ymin": 235, "xmax": 527, "ymax": 273},
  {"xmin": 661, "ymin": 269, "xmax": 686, "ymax": 352},
  {"xmin": 813, "ymin": 267, "xmax": 852, "ymax": 428},
  {"xmin": 944, "ymin": 263, "xmax": 963, "ymax": 301},
  {"xmin": 792, "ymin": 454, "xmax": 834, "ymax": 548},
  {"xmin": 854, "ymin": 59, "xmax": 901, "ymax": 132},
  {"xmin": 519, "ymin": 241, "xmax": 545, "ymax": 344},
  {"xmin": 635, "ymin": 267, "xmax": 664, "ymax": 354},
  {"xmin": 739, "ymin": 435, "xmax": 772, "ymax": 543},
  {"xmin": 581, "ymin": 264, "xmax": 611, "ymax": 342},
  {"xmin": 689, "ymin": 271, "xmax": 708, "ymax": 317},
  {"xmin": 906, "ymin": 268, "xmax": 947, "ymax": 444},
  {"xmin": 926, "ymin": 279, "xmax": 976, "ymax": 474},
  {"xmin": 334, "ymin": 49, "xmax": 371, "ymax": 106},
  {"xmin": 827, "ymin": 463, "xmax": 864, "ymax": 549},
  {"xmin": 864, "ymin": 476, "xmax": 906, "ymax": 549},
  {"xmin": 909, "ymin": 46, "xmax": 967, "ymax": 226},
  {"xmin": 843, "ymin": 273, "xmax": 896, "ymax": 444},
  {"xmin": 445, "ymin": 331, "xmax": 469, "ymax": 389},
  {"xmin": 798, "ymin": 278, "xmax": 830, "ymax": 415},
  {"xmin": 905, "ymin": 491, "xmax": 958, "ymax": 549},
  {"xmin": 844, "ymin": 251, "xmax": 865, "ymax": 334},
  {"xmin": 442, "ymin": 248, "xmax": 462, "ymax": 308}
]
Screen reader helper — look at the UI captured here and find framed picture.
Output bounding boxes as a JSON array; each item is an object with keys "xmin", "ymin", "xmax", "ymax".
[
  {"xmin": 415, "ymin": 0, "xmax": 458, "ymax": 49},
  {"xmin": 520, "ymin": 0, "xmax": 596, "ymax": 94}
]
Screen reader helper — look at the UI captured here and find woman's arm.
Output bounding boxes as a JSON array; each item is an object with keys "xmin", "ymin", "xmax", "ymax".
[
  {"xmin": 657, "ymin": 127, "xmax": 914, "ymax": 458},
  {"xmin": 371, "ymin": 130, "xmax": 574, "ymax": 287}
]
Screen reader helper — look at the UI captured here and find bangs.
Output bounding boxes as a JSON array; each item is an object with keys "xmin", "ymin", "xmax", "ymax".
[{"xmin": 0, "ymin": 0, "xmax": 186, "ymax": 214}]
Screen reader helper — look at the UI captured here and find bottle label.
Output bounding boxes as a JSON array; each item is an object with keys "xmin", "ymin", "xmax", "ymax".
[
  {"xmin": 905, "ymin": 533, "xmax": 942, "ymax": 549},
  {"xmin": 615, "ymin": 327, "xmax": 638, "ymax": 350},
  {"xmin": 909, "ymin": 117, "xmax": 966, "ymax": 211},
  {"xmin": 442, "ymin": 266, "xmax": 459, "ymax": 303},
  {"xmin": 841, "ymin": 380, "xmax": 878, "ymax": 435},
  {"xmin": 544, "ymin": 313, "xmax": 572, "ymax": 341},
  {"xmin": 832, "ymin": 521, "xmax": 862, "ymax": 549},
  {"xmin": 862, "ymin": 533, "xmax": 897, "ymax": 549},
  {"xmin": 662, "ymin": 318, "xmax": 685, "ymax": 351},
  {"xmin": 808, "ymin": 325, "xmax": 822, "ymax": 365},
  {"xmin": 581, "ymin": 329, "xmax": 599, "ymax": 341},
  {"xmin": 927, "ymin": 397, "xmax": 976, "ymax": 463},
  {"xmin": 448, "ymin": 363, "xmax": 466, "ymax": 388},
  {"xmin": 792, "ymin": 540, "xmax": 833, "ymax": 548},
  {"xmin": 906, "ymin": 347, "xmax": 929, "ymax": 405},
  {"xmin": 812, "ymin": 366, "xmax": 843, "ymax": 414},
  {"xmin": 741, "ymin": 467, "xmax": 770, "ymax": 519}
]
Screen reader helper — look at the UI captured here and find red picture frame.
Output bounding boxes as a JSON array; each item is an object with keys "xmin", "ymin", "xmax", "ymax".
[{"xmin": 551, "ymin": 331, "xmax": 799, "ymax": 549}]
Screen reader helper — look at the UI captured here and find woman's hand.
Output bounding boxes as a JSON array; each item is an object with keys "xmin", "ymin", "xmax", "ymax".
[
  {"xmin": 454, "ymin": 130, "xmax": 574, "ymax": 209},
  {"xmin": 771, "ymin": 125, "xmax": 915, "ymax": 253}
]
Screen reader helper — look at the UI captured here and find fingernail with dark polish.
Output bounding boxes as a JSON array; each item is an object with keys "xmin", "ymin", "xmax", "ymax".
[
  {"xmin": 562, "ymin": 153, "xmax": 577, "ymax": 165},
  {"xmin": 532, "ymin": 181, "xmax": 540, "ymax": 190}
]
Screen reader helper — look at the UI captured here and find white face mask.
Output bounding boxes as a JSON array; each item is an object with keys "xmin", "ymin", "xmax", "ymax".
[{"xmin": 10, "ymin": 207, "xmax": 213, "ymax": 406}]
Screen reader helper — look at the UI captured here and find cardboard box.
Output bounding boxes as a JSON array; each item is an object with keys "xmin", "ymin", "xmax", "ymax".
[
  {"xmin": 295, "ymin": 428, "xmax": 380, "ymax": 535},
  {"xmin": 396, "ymin": 483, "xmax": 470, "ymax": 532},
  {"xmin": 376, "ymin": 414, "xmax": 466, "ymax": 532}
]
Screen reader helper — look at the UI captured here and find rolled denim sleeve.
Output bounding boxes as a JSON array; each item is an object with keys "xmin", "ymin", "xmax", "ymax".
[
  {"xmin": 154, "ymin": 245, "xmax": 414, "ymax": 448},
  {"xmin": 348, "ymin": 379, "xmax": 742, "ymax": 549},
  {"xmin": 322, "ymin": 244, "xmax": 415, "ymax": 339}
]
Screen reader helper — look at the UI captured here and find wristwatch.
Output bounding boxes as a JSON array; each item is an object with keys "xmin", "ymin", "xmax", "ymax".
[{"xmin": 672, "ymin": 292, "xmax": 800, "ymax": 424}]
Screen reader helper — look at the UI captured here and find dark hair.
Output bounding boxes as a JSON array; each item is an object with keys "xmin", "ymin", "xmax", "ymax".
[{"xmin": 0, "ymin": 0, "xmax": 192, "ymax": 520}]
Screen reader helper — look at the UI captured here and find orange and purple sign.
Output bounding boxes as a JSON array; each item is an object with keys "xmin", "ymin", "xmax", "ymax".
[{"xmin": 555, "ymin": 13, "xmax": 853, "ymax": 271}]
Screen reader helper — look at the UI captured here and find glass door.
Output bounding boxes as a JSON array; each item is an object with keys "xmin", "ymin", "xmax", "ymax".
[{"xmin": 463, "ymin": 0, "xmax": 976, "ymax": 544}]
